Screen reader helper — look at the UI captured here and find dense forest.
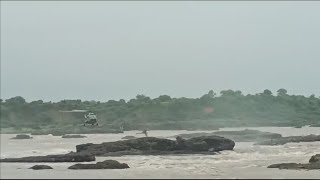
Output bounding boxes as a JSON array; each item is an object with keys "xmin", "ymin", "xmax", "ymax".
[{"xmin": 1, "ymin": 89, "xmax": 320, "ymax": 133}]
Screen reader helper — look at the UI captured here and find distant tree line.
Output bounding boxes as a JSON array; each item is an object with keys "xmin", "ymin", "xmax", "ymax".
[{"xmin": 1, "ymin": 89, "xmax": 320, "ymax": 131}]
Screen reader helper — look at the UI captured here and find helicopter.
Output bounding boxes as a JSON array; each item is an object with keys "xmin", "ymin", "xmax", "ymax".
[
  {"xmin": 84, "ymin": 112, "xmax": 98, "ymax": 126},
  {"xmin": 59, "ymin": 110, "xmax": 99, "ymax": 126}
]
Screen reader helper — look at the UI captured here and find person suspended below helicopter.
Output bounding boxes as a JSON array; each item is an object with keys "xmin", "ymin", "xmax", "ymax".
[{"xmin": 136, "ymin": 129, "xmax": 148, "ymax": 137}]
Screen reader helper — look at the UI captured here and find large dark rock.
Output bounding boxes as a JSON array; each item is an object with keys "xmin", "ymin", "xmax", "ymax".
[
  {"xmin": 62, "ymin": 135, "xmax": 87, "ymax": 138},
  {"xmin": 268, "ymin": 154, "xmax": 320, "ymax": 170},
  {"xmin": 11, "ymin": 134, "xmax": 32, "ymax": 139},
  {"xmin": 29, "ymin": 165, "xmax": 53, "ymax": 170},
  {"xmin": 255, "ymin": 134, "xmax": 320, "ymax": 146},
  {"xmin": 0, "ymin": 152, "xmax": 95, "ymax": 162},
  {"xmin": 173, "ymin": 129, "xmax": 282, "ymax": 142},
  {"xmin": 309, "ymin": 154, "xmax": 320, "ymax": 163},
  {"xmin": 68, "ymin": 160, "xmax": 129, "ymax": 169},
  {"xmin": 76, "ymin": 136, "xmax": 235, "ymax": 156}
]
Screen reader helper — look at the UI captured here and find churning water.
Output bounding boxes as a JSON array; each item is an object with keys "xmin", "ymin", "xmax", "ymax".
[{"xmin": 1, "ymin": 127, "xmax": 320, "ymax": 179}]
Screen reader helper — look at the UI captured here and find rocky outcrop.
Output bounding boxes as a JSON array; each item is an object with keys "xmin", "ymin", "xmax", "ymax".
[
  {"xmin": 62, "ymin": 135, "xmax": 87, "ymax": 138},
  {"xmin": 268, "ymin": 154, "xmax": 320, "ymax": 170},
  {"xmin": 75, "ymin": 136, "xmax": 235, "ymax": 156},
  {"xmin": 268, "ymin": 163, "xmax": 320, "ymax": 170},
  {"xmin": 173, "ymin": 129, "xmax": 282, "ymax": 142},
  {"xmin": 0, "ymin": 152, "xmax": 95, "ymax": 162},
  {"xmin": 309, "ymin": 154, "xmax": 320, "ymax": 163},
  {"xmin": 11, "ymin": 134, "xmax": 33, "ymax": 139},
  {"xmin": 29, "ymin": 165, "xmax": 53, "ymax": 170},
  {"xmin": 121, "ymin": 136, "xmax": 137, "ymax": 140},
  {"xmin": 255, "ymin": 134, "xmax": 320, "ymax": 145},
  {"xmin": 68, "ymin": 160, "xmax": 129, "ymax": 169}
]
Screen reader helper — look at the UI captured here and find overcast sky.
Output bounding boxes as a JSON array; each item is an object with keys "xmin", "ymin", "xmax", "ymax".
[{"xmin": 1, "ymin": 1, "xmax": 320, "ymax": 102}]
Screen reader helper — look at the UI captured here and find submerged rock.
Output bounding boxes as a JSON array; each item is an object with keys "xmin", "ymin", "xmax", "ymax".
[
  {"xmin": 268, "ymin": 154, "xmax": 320, "ymax": 170},
  {"xmin": 173, "ymin": 129, "xmax": 282, "ymax": 142},
  {"xmin": 11, "ymin": 134, "xmax": 32, "ymax": 139},
  {"xmin": 255, "ymin": 134, "xmax": 320, "ymax": 146},
  {"xmin": 68, "ymin": 160, "xmax": 129, "ymax": 169},
  {"xmin": 76, "ymin": 136, "xmax": 235, "ymax": 156},
  {"xmin": 29, "ymin": 165, "xmax": 53, "ymax": 170},
  {"xmin": 62, "ymin": 135, "xmax": 87, "ymax": 138},
  {"xmin": 121, "ymin": 136, "xmax": 137, "ymax": 140},
  {"xmin": 0, "ymin": 152, "xmax": 95, "ymax": 163}
]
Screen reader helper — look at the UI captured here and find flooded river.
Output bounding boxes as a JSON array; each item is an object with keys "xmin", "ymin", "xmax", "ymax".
[{"xmin": 1, "ymin": 127, "xmax": 319, "ymax": 179}]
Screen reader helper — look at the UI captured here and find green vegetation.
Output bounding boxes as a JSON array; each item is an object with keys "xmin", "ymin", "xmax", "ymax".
[{"xmin": 1, "ymin": 89, "xmax": 320, "ymax": 133}]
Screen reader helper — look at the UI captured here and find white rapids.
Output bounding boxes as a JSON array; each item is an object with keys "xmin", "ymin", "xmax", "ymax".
[{"xmin": 1, "ymin": 127, "xmax": 320, "ymax": 179}]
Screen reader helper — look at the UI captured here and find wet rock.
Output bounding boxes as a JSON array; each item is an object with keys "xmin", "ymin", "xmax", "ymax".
[
  {"xmin": 255, "ymin": 134, "xmax": 320, "ymax": 146},
  {"xmin": 174, "ymin": 129, "xmax": 282, "ymax": 142},
  {"xmin": 68, "ymin": 160, "xmax": 129, "ymax": 169},
  {"xmin": 121, "ymin": 136, "xmax": 137, "ymax": 140},
  {"xmin": 309, "ymin": 154, "xmax": 320, "ymax": 163},
  {"xmin": 62, "ymin": 135, "xmax": 87, "ymax": 138},
  {"xmin": 29, "ymin": 165, "xmax": 53, "ymax": 170},
  {"xmin": 268, "ymin": 154, "xmax": 320, "ymax": 170},
  {"xmin": 11, "ymin": 134, "xmax": 32, "ymax": 139},
  {"xmin": 76, "ymin": 136, "xmax": 235, "ymax": 156},
  {"xmin": 267, "ymin": 163, "xmax": 320, "ymax": 170},
  {"xmin": 184, "ymin": 136, "xmax": 235, "ymax": 152},
  {"xmin": 0, "ymin": 152, "xmax": 95, "ymax": 162}
]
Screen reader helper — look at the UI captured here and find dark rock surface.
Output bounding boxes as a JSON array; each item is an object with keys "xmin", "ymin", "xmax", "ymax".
[
  {"xmin": 268, "ymin": 163, "xmax": 320, "ymax": 170},
  {"xmin": 268, "ymin": 154, "xmax": 320, "ymax": 170},
  {"xmin": 173, "ymin": 129, "xmax": 282, "ymax": 142},
  {"xmin": 62, "ymin": 135, "xmax": 87, "ymax": 138},
  {"xmin": 0, "ymin": 152, "xmax": 95, "ymax": 162},
  {"xmin": 68, "ymin": 160, "xmax": 129, "ymax": 169},
  {"xmin": 309, "ymin": 154, "xmax": 320, "ymax": 163},
  {"xmin": 255, "ymin": 134, "xmax": 320, "ymax": 145},
  {"xmin": 29, "ymin": 165, "xmax": 53, "ymax": 170},
  {"xmin": 76, "ymin": 136, "xmax": 235, "ymax": 156},
  {"xmin": 11, "ymin": 134, "xmax": 33, "ymax": 139}
]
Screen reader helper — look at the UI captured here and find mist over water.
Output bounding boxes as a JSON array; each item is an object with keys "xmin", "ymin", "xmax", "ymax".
[{"xmin": 1, "ymin": 127, "xmax": 319, "ymax": 179}]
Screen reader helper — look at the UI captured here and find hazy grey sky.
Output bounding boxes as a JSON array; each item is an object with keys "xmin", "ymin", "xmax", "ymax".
[{"xmin": 1, "ymin": 1, "xmax": 320, "ymax": 102}]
